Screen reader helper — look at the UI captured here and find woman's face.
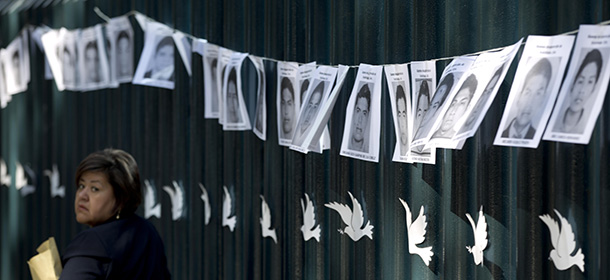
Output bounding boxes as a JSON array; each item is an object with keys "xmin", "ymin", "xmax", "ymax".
[
  {"xmin": 154, "ymin": 45, "xmax": 174, "ymax": 72},
  {"xmin": 74, "ymin": 171, "xmax": 118, "ymax": 227},
  {"xmin": 569, "ymin": 62, "xmax": 598, "ymax": 112}
]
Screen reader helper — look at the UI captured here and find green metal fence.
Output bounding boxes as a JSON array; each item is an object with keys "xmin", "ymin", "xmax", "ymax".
[{"xmin": 1, "ymin": 0, "xmax": 609, "ymax": 279}]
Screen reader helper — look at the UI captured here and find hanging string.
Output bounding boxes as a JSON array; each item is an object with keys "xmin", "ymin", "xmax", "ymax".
[{"xmin": 93, "ymin": 6, "xmax": 610, "ymax": 69}]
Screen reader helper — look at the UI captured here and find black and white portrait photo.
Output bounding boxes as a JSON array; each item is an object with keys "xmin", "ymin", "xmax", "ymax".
[
  {"xmin": 454, "ymin": 39, "xmax": 522, "ymax": 141},
  {"xmin": 173, "ymin": 31, "xmax": 192, "ymax": 76},
  {"xmin": 340, "ymin": 64, "xmax": 383, "ymax": 162},
  {"xmin": 222, "ymin": 52, "xmax": 250, "ymax": 131},
  {"xmin": 413, "ymin": 79, "xmax": 431, "ymax": 133},
  {"xmin": 349, "ymin": 83, "xmax": 372, "ymax": 153},
  {"xmin": 384, "ymin": 64, "xmax": 411, "ymax": 162},
  {"xmin": 60, "ymin": 29, "xmax": 78, "ymax": 90},
  {"xmin": 297, "ymin": 62, "xmax": 316, "ymax": 109},
  {"xmin": 0, "ymin": 57, "xmax": 11, "ymax": 108},
  {"xmin": 292, "ymin": 81, "xmax": 326, "ymax": 147},
  {"xmin": 297, "ymin": 65, "xmax": 350, "ymax": 153},
  {"xmin": 203, "ymin": 42, "xmax": 219, "ymax": 118},
  {"xmin": 501, "ymin": 58, "xmax": 554, "ymax": 139},
  {"xmin": 407, "ymin": 60, "xmax": 437, "ymax": 164},
  {"xmin": 144, "ymin": 37, "xmax": 174, "ymax": 81},
  {"xmin": 430, "ymin": 74, "xmax": 478, "ymax": 141},
  {"xmin": 78, "ymin": 25, "xmax": 110, "ymax": 91},
  {"xmin": 277, "ymin": 61, "xmax": 299, "ymax": 146},
  {"xmin": 217, "ymin": 47, "xmax": 234, "ymax": 125},
  {"xmin": 544, "ymin": 25, "xmax": 610, "ymax": 144},
  {"xmin": 494, "ymin": 35, "xmax": 574, "ymax": 148},
  {"xmin": 106, "ymin": 16, "xmax": 134, "ymax": 84},
  {"xmin": 133, "ymin": 21, "xmax": 175, "ymax": 89},
  {"xmin": 250, "ymin": 55, "xmax": 267, "ymax": 140},
  {"xmin": 2, "ymin": 34, "xmax": 27, "ymax": 95},
  {"xmin": 411, "ymin": 56, "xmax": 475, "ymax": 149}
]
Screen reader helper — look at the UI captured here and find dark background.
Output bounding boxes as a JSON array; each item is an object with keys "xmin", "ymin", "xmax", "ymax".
[{"xmin": 0, "ymin": 0, "xmax": 609, "ymax": 279}]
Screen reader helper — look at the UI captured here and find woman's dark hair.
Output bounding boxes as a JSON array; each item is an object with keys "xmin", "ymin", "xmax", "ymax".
[
  {"xmin": 156, "ymin": 36, "xmax": 174, "ymax": 53},
  {"xmin": 75, "ymin": 149, "xmax": 142, "ymax": 215},
  {"xmin": 574, "ymin": 49, "xmax": 603, "ymax": 85}
]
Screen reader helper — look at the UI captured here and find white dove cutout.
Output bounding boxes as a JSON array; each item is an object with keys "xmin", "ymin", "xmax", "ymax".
[
  {"xmin": 301, "ymin": 193, "xmax": 321, "ymax": 242},
  {"xmin": 44, "ymin": 164, "xmax": 65, "ymax": 198},
  {"xmin": 466, "ymin": 206, "xmax": 488, "ymax": 266},
  {"xmin": 162, "ymin": 181, "xmax": 185, "ymax": 221},
  {"xmin": 199, "ymin": 183, "xmax": 211, "ymax": 225},
  {"xmin": 260, "ymin": 195, "xmax": 278, "ymax": 243},
  {"xmin": 0, "ymin": 159, "xmax": 10, "ymax": 187},
  {"xmin": 399, "ymin": 198, "xmax": 433, "ymax": 266},
  {"xmin": 222, "ymin": 186, "xmax": 236, "ymax": 232},
  {"xmin": 539, "ymin": 209, "xmax": 585, "ymax": 272},
  {"xmin": 15, "ymin": 162, "xmax": 36, "ymax": 196},
  {"xmin": 144, "ymin": 180, "xmax": 161, "ymax": 219},
  {"xmin": 325, "ymin": 191, "xmax": 374, "ymax": 241}
]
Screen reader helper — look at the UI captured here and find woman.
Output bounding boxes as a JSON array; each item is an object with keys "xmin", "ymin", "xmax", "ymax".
[{"xmin": 61, "ymin": 149, "xmax": 171, "ymax": 279}]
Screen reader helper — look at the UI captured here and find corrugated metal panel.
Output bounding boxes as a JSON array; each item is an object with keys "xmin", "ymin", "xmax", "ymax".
[{"xmin": 0, "ymin": 0, "xmax": 609, "ymax": 279}]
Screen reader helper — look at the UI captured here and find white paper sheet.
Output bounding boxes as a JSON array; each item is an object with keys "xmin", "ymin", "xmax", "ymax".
[
  {"xmin": 408, "ymin": 61, "xmax": 437, "ymax": 164},
  {"xmin": 384, "ymin": 64, "xmax": 412, "ymax": 163},
  {"xmin": 340, "ymin": 64, "xmax": 383, "ymax": 162},
  {"xmin": 78, "ymin": 25, "xmax": 111, "ymax": 91},
  {"xmin": 2, "ymin": 34, "xmax": 28, "ymax": 95},
  {"xmin": 202, "ymin": 42, "xmax": 220, "ymax": 118},
  {"xmin": 494, "ymin": 35, "xmax": 575, "ymax": 148},
  {"xmin": 544, "ymin": 25, "xmax": 610, "ymax": 144},
  {"xmin": 250, "ymin": 55, "xmax": 267, "ymax": 140},
  {"xmin": 132, "ymin": 22, "xmax": 175, "ymax": 89},
  {"xmin": 290, "ymin": 65, "xmax": 337, "ymax": 153},
  {"xmin": 454, "ymin": 39, "xmax": 523, "ymax": 141},
  {"xmin": 276, "ymin": 61, "xmax": 299, "ymax": 146},
  {"xmin": 217, "ymin": 47, "xmax": 234, "ymax": 125},
  {"xmin": 106, "ymin": 16, "xmax": 134, "ymax": 84},
  {"xmin": 173, "ymin": 31, "xmax": 192, "ymax": 76},
  {"xmin": 301, "ymin": 65, "xmax": 350, "ymax": 153},
  {"xmin": 222, "ymin": 52, "xmax": 251, "ymax": 131}
]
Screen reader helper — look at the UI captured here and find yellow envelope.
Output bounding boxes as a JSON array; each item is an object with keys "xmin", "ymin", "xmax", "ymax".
[{"xmin": 27, "ymin": 237, "xmax": 62, "ymax": 280}]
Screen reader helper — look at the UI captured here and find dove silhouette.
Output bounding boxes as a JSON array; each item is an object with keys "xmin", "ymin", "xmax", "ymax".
[
  {"xmin": 144, "ymin": 180, "xmax": 161, "ymax": 219},
  {"xmin": 466, "ymin": 206, "xmax": 488, "ymax": 266},
  {"xmin": 539, "ymin": 209, "xmax": 585, "ymax": 272},
  {"xmin": 0, "ymin": 159, "xmax": 10, "ymax": 187},
  {"xmin": 199, "ymin": 183, "xmax": 211, "ymax": 225},
  {"xmin": 163, "ymin": 181, "xmax": 185, "ymax": 221},
  {"xmin": 325, "ymin": 191, "xmax": 374, "ymax": 241},
  {"xmin": 399, "ymin": 198, "xmax": 433, "ymax": 266},
  {"xmin": 44, "ymin": 164, "xmax": 65, "ymax": 198},
  {"xmin": 222, "ymin": 186, "xmax": 236, "ymax": 232},
  {"xmin": 15, "ymin": 162, "xmax": 36, "ymax": 196},
  {"xmin": 301, "ymin": 193, "xmax": 321, "ymax": 242},
  {"xmin": 260, "ymin": 195, "xmax": 277, "ymax": 243}
]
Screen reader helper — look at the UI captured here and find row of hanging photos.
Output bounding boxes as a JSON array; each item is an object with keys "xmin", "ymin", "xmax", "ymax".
[{"xmin": 1, "ymin": 12, "xmax": 609, "ymax": 164}]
